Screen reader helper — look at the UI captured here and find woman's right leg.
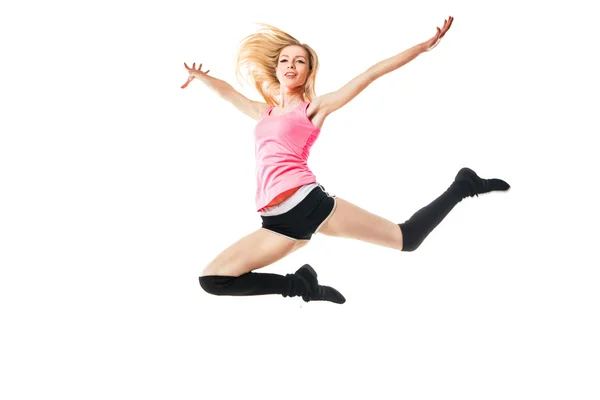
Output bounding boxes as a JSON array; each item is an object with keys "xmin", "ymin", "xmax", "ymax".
[
  {"xmin": 202, "ymin": 228, "xmax": 307, "ymax": 277},
  {"xmin": 199, "ymin": 228, "xmax": 345, "ymax": 303}
]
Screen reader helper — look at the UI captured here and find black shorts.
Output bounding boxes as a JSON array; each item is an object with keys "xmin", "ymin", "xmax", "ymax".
[{"xmin": 260, "ymin": 184, "xmax": 337, "ymax": 241}]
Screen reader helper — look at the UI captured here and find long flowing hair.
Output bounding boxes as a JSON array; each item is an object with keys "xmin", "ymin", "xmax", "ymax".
[{"xmin": 234, "ymin": 23, "xmax": 319, "ymax": 106}]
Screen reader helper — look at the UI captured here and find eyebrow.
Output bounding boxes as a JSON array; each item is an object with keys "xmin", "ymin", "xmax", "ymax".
[{"xmin": 280, "ymin": 55, "xmax": 307, "ymax": 59}]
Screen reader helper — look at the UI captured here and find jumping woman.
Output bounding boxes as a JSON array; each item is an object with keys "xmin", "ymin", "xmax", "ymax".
[{"xmin": 183, "ymin": 16, "xmax": 510, "ymax": 304}]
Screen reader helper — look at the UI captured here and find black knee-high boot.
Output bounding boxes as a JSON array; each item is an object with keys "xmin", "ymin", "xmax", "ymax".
[
  {"xmin": 199, "ymin": 264, "xmax": 346, "ymax": 304},
  {"xmin": 399, "ymin": 167, "xmax": 510, "ymax": 252}
]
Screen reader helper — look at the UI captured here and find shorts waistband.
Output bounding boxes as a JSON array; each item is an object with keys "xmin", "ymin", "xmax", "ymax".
[{"xmin": 259, "ymin": 182, "xmax": 320, "ymax": 216}]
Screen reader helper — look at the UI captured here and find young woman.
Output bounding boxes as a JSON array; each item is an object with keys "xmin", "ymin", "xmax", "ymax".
[{"xmin": 183, "ymin": 17, "xmax": 510, "ymax": 304}]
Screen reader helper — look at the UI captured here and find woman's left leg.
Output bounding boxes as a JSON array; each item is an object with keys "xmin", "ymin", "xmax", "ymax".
[{"xmin": 316, "ymin": 168, "xmax": 510, "ymax": 251}]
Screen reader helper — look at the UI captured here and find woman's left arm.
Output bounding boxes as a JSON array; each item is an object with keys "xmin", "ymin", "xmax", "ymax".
[{"xmin": 317, "ymin": 16, "xmax": 454, "ymax": 116}]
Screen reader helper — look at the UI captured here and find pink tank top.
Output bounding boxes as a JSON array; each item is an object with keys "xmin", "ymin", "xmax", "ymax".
[{"xmin": 254, "ymin": 101, "xmax": 321, "ymax": 212}]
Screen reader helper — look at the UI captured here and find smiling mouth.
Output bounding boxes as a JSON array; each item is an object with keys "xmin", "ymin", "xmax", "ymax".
[{"xmin": 285, "ymin": 74, "xmax": 296, "ymax": 78}]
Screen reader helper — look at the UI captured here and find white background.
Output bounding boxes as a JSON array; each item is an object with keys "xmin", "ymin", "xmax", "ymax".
[{"xmin": 1, "ymin": 0, "xmax": 599, "ymax": 398}]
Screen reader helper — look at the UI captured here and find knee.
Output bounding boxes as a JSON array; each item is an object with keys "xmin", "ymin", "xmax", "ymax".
[
  {"xmin": 399, "ymin": 238, "xmax": 419, "ymax": 252},
  {"xmin": 400, "ymin": 240, "xmax": 419, "ymax": 252},
  {"xmin": 199, "ymin": 261, "xmax": 241, "ymax": 295},
  {"xmin": 199, "ymin": 275, "xmax": 236, "ymax": 295},
  {"xmin": 398, "ymin": 223, "xmax": 418, "ymax": 252}
]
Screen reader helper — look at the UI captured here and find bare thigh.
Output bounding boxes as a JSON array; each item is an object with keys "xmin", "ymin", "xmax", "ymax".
[
  {"xmin": 317, "ymin": 197, "xmax": 404, "ymax": 250},
  {"xmin": 201, "ymin": 228, "xmax": 310, "ymax": 277}
]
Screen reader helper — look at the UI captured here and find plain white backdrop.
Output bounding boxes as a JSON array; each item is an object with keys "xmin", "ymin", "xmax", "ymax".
[{"xmin": 1, "ymin": 0, "xmax": 599, "ymax": 399}]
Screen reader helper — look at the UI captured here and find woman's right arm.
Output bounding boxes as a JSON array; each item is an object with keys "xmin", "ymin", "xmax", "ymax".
[{"xmin": 182, "ymin": 62, "xmax": 268, "ymax": 121}]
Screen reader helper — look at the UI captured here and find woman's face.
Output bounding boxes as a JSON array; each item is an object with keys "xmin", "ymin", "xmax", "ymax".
[{"xmin": 276, "ymin": 45, "xmax": 310, "ymax": 89}]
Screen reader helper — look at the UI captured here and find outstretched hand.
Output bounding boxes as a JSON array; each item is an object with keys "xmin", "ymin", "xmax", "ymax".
[
  {"xmin": 424, "ymin": 16, "xmax": 454, "ymax": 52},
  {"xmin": 181, "ymin": 62, "xmax": 210, "ymax": 89}
]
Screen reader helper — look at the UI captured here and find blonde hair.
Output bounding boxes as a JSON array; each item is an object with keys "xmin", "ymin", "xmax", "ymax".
[{"xmin": 234, "ymin": 23, "xmax": 319, "ymax": 106}]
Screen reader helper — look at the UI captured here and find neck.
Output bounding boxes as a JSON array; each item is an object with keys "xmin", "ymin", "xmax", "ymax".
[{"xmin": 278, "ymin": 89, "xmax": 304, "ymax": 108}]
